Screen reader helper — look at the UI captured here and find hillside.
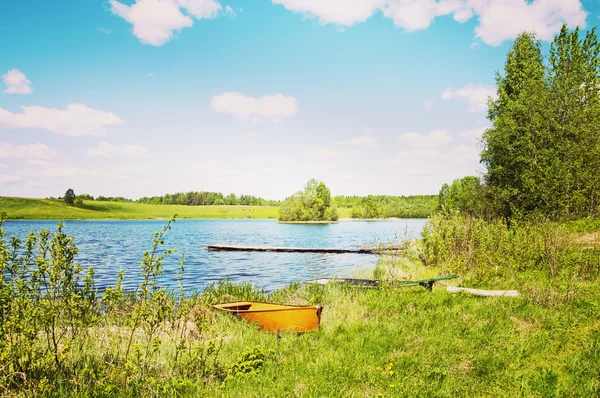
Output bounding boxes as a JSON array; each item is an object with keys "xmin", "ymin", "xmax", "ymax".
[{"xmin": 0, "ymin": 197, "xmax": 281, "ymax": 220}]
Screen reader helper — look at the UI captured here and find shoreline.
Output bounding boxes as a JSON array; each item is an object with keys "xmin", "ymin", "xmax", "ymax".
[{"xmin": 3, "ymin": 216, "xmax": 427, "ymax": 222}]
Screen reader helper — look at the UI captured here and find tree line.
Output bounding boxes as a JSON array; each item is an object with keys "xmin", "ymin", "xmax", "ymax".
[
  {"xmin": 335, "ymin": 195, "xmax": 437, "ymax": 219},
  {"xmin": 67, "ymin": 192, "xmax": 280, "ymax": 206},
  {"xmin": 441, "ymin": 25, "xmax": 600, "ymax": 221}
]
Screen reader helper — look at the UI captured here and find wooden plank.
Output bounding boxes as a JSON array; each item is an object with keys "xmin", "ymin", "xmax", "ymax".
[
  {"xmin": 206, "ymin": 244, "xmax": 376, "ymax": 254},
  {"xmin": 305, "ymin": 278, "xmax": 381, "ymax": 287},
  {"xmin": 446, "ymin": 286, "xmax": 519, "ymax": 297}
]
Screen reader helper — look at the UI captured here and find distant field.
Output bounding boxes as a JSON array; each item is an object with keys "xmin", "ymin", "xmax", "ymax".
[
  {"xmin": 0, "ymin": 197, "xmax": 283, "ymax": 220},
  {"xmin": 0, "ymin": 196, "xmax": 354, "ymax": 220}
]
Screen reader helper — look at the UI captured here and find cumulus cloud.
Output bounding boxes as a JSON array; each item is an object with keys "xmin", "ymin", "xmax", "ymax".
[
  {"xmin": 272, "ymin": 0, "xmax": 381, "ymax": 26},
  {"xmin": 338, "ymin": 135, "xmax": 379, "ymax": 148},
  {"xmin": 2, "ymin": 69, "xmax": 33, "ymax": 95},
  {"xmin": 109, "ymin": 0, "xmax": 221, "ymax": 46},
  {"xmin": 472, "ymin": 0, "xmax": 587, "ymax": 46},
  {"xmin": 423, "ymin": 99, "xmax": 434, "ymax": 110},
  {"xmin": 0, "ymin": 141, "xmax": 62, "ymax": 160},
  {"xmin": 210, "ymin": 92, "xmax": 298, "ymax": 122},
  {"xmin": 441, "ymin": 84, "xmax": 497, "ymax": 112},
  {"xmin": 0, "ymin": 104, "xmax": 124, "ymax": 136},
  {"xmin": 272, "ymin": 0, "xmax": 588, "ymax": 46},
  {"xmin": 88, "ymin": 141, "xmax": 151, "ymax": 158},
  {"xmin": 398, "ymin": 129, "xmax": 453, "ymax": 149}
]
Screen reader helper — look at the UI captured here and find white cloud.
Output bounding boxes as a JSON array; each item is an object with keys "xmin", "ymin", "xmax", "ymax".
[
  {"xmin": 146, "ymin": 72, "xmax": 155, "ymax": 77},
  {"xmin": 0, "ymin": 104, "xmax": 124, "ymax": 137},
  {"xmin": 272, "ymin": 0, "xmax": 588, "ymax": 46},
  {"xmin": 471, "ymin": 0, "xmax": 587, "ymax": 46},
  {"xmin": 458, "ymin": 127, "xmax": 486, "ymax": 143},
  {"xmin": 338, "ymin": 135, "xmax": 379, "ymax": 148},
  {"xmin": 224, "ymin": 5, "xmax": 236, "ymax": 16},
  {"xmin": 423, "ymin": 99, "xmax": 434, "ymax": 110},
  {"xmin": 0, "ymin": 141, "xmax": 62, "ymax": 160},
  {"xmin": 246, "ymin": 131, "xmax": 257, "ymax": 137},
  {"xmin": 398, "ymin": 129, "xmax": 453, "ymax": 149},
  {"xmin": 381, "ymin": 0, "xmax": 467, "ymax": 32},
  {"xmin": 272, "ymin": 0, "xmax": 382, "ymax": 27},
  {"xmin": 2, "ymin": 69, "xmax": 33, "ymax": 95},
  {"xmin": 99, "ymin": 27, "xmax": 113, "ymax": 34},
  {"xmin": 88, "ymin": 141, "xmax": 151, "ymax": 158},
  {"xmin": 109, "ymin": 0, "xmax": 221, "ymax": 46},
  {"xmin": 210, "ymin": 92, "xmax": 298, "ymax": 122},
  {"xmin": 304, "ymin": 148, "xmax": 342, "ymax": 158},
  {"xmin": 441, "ymin": 84, "xmax": 497, "ymax": 112}
]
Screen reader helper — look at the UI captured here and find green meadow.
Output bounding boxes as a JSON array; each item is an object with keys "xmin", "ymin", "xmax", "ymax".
[
  {"xmin": 0, "ymin": 196, "xmax": 356, "ymax": 220},
  {"xmin": 0, "ymin": 196, "xmax": 279, "ymax": 220}
]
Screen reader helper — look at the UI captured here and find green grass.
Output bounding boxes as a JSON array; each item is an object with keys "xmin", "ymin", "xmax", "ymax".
[
  {"xmin": 0, "ymin": 196, "xmax": 353, "ymax": 220},
  {"xmin": 0, "ymin": 196, "xmax": 279, "ymax": 220},
  {"xmin": 195, "ymin": 279, "xmax": 600, "ymax": 397}
]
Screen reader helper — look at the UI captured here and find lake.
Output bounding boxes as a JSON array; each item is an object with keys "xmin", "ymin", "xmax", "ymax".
[{"xmin": 2, "ymin": 219, "xmax": 427, "ymax": 291}]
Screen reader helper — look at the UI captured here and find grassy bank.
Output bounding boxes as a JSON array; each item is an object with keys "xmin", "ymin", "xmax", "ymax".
[
  {"xmin": 0, "ymin": 196, "xmax": 355, "ymax": 220},
  {"xmin": 1, "ymin": 217, "xmax": 599, "ymax": 397}
]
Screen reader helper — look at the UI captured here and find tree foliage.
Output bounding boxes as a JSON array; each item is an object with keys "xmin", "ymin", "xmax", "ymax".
[
  {"xmin": 438, "ymin": 176, "xmax": 486, "ymax": 216},
  {"xmin": 339, "ymin": 195, "xmax": 437, "ymax": 219},
  {"xmin": 137, "ymin": 192, "xmax": 279, "ymax": 206},
  {"xmin": 482, "ymin": 26, "xmax": 600, "ymax": 220},
  {"xmin": 278, "ymin": 179, "xmax": 338, "ymax": 222},
  {"xmin": 63, "ymin": 189, "xmax": 76, "ymax": 206}
]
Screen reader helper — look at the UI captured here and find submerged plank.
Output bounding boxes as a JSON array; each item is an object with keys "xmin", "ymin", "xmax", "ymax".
[
  {"xmin": 446, "ymin": 286, "xmax": 519, "ymax": 297},
  {"xmin": 206, "ymin": 244, "xmax": 375, "ymax": 254}
]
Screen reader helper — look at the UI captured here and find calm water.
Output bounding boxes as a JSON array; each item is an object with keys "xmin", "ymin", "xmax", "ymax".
[{"xmin": 2, "ymin": 219, "xmax": 427, "ymax": 291}]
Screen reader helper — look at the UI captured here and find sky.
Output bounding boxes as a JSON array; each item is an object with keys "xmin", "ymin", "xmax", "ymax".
[{"xmin": 1, "ymin": 0, "xmax": 599, "ymax": 200}]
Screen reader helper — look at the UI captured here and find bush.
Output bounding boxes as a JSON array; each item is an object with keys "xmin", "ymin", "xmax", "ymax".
[
  {"xmin": 420, "ymin": 211, "xmax": 600, "ymax": 285},
  {"xmin": 0, "ymin": 216, "xmax": 225, "ymax": 395},
  {"xmin": 278, "ymin": 179, "xmax": 338, "ymax": 222}
]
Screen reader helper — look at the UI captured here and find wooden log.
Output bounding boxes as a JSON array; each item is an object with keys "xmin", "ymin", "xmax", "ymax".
[
  {"xmin": 206, "ymin": 244, "xmax": 375, "ymax": 254},
  {"xmin": 446, "ymin": 286, "xmax": 519, "ymax": 297}
]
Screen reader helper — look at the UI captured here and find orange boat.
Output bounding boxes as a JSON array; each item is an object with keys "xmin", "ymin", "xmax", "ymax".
[{"xmin": 212, "ymin": 301, "xmax": 323, "ymax": 332}]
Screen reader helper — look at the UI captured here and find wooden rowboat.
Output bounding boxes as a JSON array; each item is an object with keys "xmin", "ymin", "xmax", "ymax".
[{"xmin": 212, "ymin": 301, "xmax": 323, "ymax": 333}]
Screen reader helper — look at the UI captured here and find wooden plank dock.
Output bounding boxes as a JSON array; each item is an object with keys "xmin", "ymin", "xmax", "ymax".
[{"xmin": 206, "ymin": 244, "xmax": 376, "ymax": 254}]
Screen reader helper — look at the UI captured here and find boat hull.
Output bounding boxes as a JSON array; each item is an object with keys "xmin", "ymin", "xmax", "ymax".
[{"xmin": 212, "ymin": 301, "xmax": 322, "ymax": 332}]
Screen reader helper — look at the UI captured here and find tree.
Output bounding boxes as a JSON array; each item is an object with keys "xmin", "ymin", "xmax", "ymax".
[
  {"xmin": 545, "ymin": 26, "xmax": 600, "ymax": 216},
  {"xmin": 64, "ymin": 189, "xmax": 76, "ymax": 206},
  {"xmin": 438, "ymin": 176, "xmax": 486, "ymax": 216},
  {"xmin": 482, "ymin": 32, "xmax": 549, "ymax": 219},
  {"xmin": 481, "ymin": 25, "xmax": 600, "ymax": 220},
  {"xmin": 278, "ymin": 179, "xmax": 338, "ymax": 222}
]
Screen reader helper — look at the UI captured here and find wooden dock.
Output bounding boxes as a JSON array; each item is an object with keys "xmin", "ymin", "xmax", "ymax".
[{"xmin": 206, "ymin": 244, "xmax": 376, "ymax": 254}]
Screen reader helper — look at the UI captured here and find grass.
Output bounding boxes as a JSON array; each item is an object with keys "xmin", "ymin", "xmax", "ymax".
[
  {"xmin": 24, "ymin": 260, "xmax": 598, "ymax": 397},
  {"xmin": 196, "ymin": 279, "xmax": 600, "ymax": 397},
  {"xmin": 3, "ymin": 216, "xmax": 599, "ymax": 397},
  {"xmin": 0, "ymin": 196, "xmax": 353, "ymax": 220}
]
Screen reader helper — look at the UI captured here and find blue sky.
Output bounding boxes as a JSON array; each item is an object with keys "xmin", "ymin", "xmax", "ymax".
[{"xmin": 1, "ymin": 0, "xmax": 599, "ymax": 200}]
